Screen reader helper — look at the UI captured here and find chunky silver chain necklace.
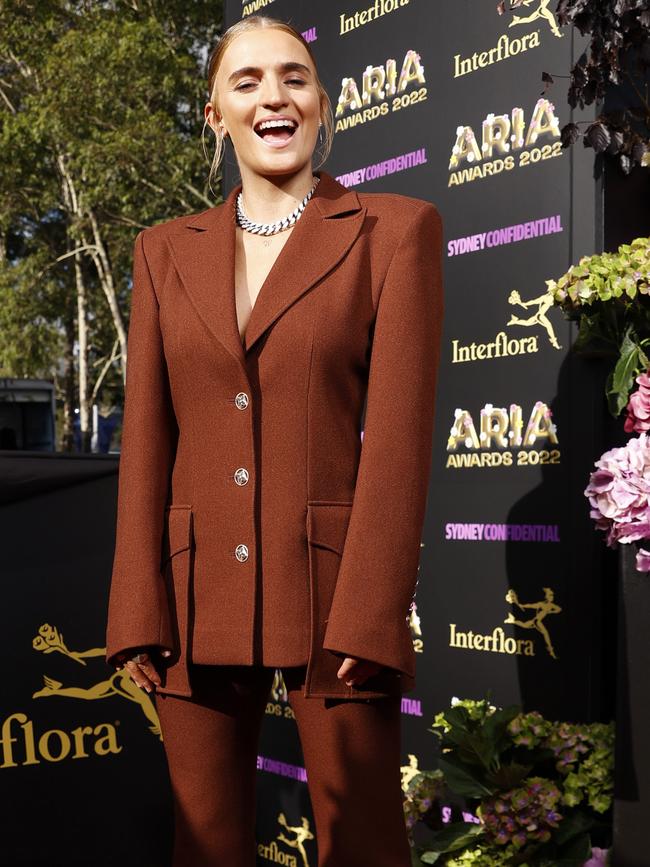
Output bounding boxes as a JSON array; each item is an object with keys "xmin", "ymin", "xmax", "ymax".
[{"xmin": 235, "ymin": 175, "xmax": 320, "ymax": 236}]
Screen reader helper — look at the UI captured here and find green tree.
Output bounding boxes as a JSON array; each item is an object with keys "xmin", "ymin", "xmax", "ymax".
[{"xmin": 0, "ymin": 0, "xmax": 223, "ymax": 450}]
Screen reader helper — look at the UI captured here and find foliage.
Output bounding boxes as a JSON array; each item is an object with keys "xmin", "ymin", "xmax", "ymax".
[
  {"xmin": 0, "ymin": 245, "xmax": 68, "ymax": 377},
  {"xmin": 405, "ymin": 699, "xmax": 614, "ymax": 866},
  {"xmin": 0, "ymin": 0, "xmax": 223, "ymax": 446},
  {"xmin": 546, "ymin": 237, "xmax": 650, "ymax": 415},
  {"xmin": 545, "ymin": 0, "xmax": 649, "ymax": 173}
]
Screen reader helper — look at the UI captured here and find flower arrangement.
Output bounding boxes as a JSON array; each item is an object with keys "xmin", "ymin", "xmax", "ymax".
[
  {"xmin": 548, "ymin": 238, "xmax": 650, "ymax": 568},
  {"xmin": 546, "ymin": 236, "xmax": 650, "ymax": 415},
  {"xmin": 403, "ymin": 698, "xmax": 613, "ymax": 866}
]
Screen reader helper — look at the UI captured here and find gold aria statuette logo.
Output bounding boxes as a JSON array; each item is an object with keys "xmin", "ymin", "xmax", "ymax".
[
  {"xmin": 270, "ymin": 668, "xmax": 289, "ymax": 703},
  {"xmin": 400, "ymin": 753, "xmax": 422, "ymax": 792},
  {"xmin": 406, "ymin": 542, "xmax": 425, "ymax": 654},
  {"xmin": 31, "ymin": 623, "xmax": 162, "ymax": 739},
  {"xmin": 257, "ymin": 813, "xmax": 315, "ymax": 866},
  {"xmin": 408, "ymin": 602, "xmax": 422, "ymax": 640}
]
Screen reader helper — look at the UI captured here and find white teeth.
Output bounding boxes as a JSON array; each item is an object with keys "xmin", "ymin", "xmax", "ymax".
[{"xmin": 256, "ymin": 119, "xmax": 297, "ymax": 132}]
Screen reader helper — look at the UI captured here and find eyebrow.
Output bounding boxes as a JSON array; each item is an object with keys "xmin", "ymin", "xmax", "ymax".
[{"xmin": 227, "ymin": 61, "xmax": 312, "ymax": 86}]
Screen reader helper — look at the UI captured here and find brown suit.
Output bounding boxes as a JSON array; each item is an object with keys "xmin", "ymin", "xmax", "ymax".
[{"xmin": 105, "ymin": 169, "xmax": 444, "ymax": 701}]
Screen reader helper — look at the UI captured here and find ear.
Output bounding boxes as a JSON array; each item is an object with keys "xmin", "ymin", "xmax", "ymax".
[{"xmin": 204, "ymin": 101, "xmax": 225, "ymax": 135}]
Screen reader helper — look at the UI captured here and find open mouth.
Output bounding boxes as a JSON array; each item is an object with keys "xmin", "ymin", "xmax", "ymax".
[{"xmin": 253, "ymin": 119, "xmax": 298, "ymax": 145}]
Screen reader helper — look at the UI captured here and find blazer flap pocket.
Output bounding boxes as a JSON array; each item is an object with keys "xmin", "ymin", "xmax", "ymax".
[
  {"xmin": 306, "ymin": 501, "xmax": 353, "ymax": 556},
  {"xmin": 161, "ymin": 504, "xmax": 193, "ymax": 564}
]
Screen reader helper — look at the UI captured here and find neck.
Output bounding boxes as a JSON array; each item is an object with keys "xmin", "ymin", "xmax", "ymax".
[{"xmin": 237, "ymin": 165, "xmax": 318, "ymax": 224}]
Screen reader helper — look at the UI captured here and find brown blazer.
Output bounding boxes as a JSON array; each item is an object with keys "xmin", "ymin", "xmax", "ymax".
[{"xmin": 105, "ymin": 169, "xmax": 444, "ymax": 700}]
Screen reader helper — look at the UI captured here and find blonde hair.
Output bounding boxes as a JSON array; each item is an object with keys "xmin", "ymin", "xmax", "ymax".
[{"xmin": 201, "ymin": 15, "xmax": 335, "ymax": 195}]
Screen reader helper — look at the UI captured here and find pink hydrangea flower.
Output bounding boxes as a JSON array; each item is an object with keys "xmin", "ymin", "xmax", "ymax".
[
  {"xmin": 625, "ymin": 371, "xmax": 650, "ymax": 433},
  {"xmin": 583, "ymin": 847, "xmax": 609, "ymax": 867},
  {"xmin": 584, "ymin": 433, "xmax": 650, "ymax": 562}
]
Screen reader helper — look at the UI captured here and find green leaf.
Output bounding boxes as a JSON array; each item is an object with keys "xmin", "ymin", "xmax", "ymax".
[
  {"xmin": 421, "ymin": 822, "xmax": 484, "ymax": 858},
  {"xmin": 573, "ymin": 309, "xmax": 618, "ymax": 352},
  {"xmin": 639, "ymin": 344, "xmax": 650, "ymax": 370},
  {"xmin": 607, "ymin": 325, "xmax": 644, "ymax": 415},
  {"xmin": 557, "ymin": 832, "xmax": 592, "ymax": 863},
  {"xmin": 442, "ymin": 706, "xmax": 472, "ymax": 733},
  {"xmin": 482, "ymin": 704, "xmax": 521, "ymax": 743},
  {"xmin": 437, "ymin": 757, "xmax": 494, "ymax": 798},
  {"xmin": 536, "ymin": 832, "xmax": 593, "ymax": 867},
  {"xmin": 488, "ymin": 761, "xmax": 533, "ymax": 790},
  {"xmin": 442, "ymin": 729, "xmax": 499, "ymax": 771},
  {"xmin": 553, "ymin": 810, "xmax": 595, "ymax": 845},
  {"xmin": 419, "ymin": 854, "xmax": 441, "ymax": 865},
  {"xmin": 411, "ymin": 849, "xmax": 426, "ymax": 867}
]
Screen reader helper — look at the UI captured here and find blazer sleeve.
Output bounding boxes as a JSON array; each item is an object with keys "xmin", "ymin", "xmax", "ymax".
[
  {"xmin": 105, "ymin": 229, "xmax": 178, "ymax": 668},
  {"xmin": 321, "ymin": 201, "xmax": 444, "ymax": 677}
]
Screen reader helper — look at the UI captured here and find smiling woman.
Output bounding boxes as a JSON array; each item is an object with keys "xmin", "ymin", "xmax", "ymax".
[{"xmin": 105, "ymin": 12, "xmax": 443, "ymax": 867}]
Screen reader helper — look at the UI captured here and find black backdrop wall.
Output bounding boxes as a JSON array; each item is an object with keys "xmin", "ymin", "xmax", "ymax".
[
  {"xmin": 0, "ymin": 454, "xmax": 175, "ymax": 867},
  {"xmin": 0, "ymin": 3, "xmax": 627, "ymax": 866}
]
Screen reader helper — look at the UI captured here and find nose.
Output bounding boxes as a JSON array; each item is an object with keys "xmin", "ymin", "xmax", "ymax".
[{"xmin": 259, "ymin": 74, "xmax": 288, "ymax": 107}]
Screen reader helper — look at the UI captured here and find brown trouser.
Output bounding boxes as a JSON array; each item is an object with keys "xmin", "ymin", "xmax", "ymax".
[{"xmin": 155, "ymin": 663, "xmax": 411, "ymax": 866}]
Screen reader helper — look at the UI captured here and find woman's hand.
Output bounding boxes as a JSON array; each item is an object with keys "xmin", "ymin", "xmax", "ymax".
[
  {"xmin": 336, "ymin": 655, "xmax": 383, "ymax": 687},
  {"xmin": 114, "ymin": 646, "xmax": 171, "ymax": 694}
]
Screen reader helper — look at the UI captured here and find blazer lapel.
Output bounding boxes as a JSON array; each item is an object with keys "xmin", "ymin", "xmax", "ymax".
[
  {"xmin": 167, "ymin": 171, "xmax": 367, "ymax": 369},
  {"xmin": 167, "ymin": 183, "xmax": 243, "ymax": 367}
]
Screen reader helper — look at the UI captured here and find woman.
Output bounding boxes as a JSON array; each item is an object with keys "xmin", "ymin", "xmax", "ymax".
[{"xmin": 105, "ymin": 13, "xmax": 444, "ymax": 867}]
